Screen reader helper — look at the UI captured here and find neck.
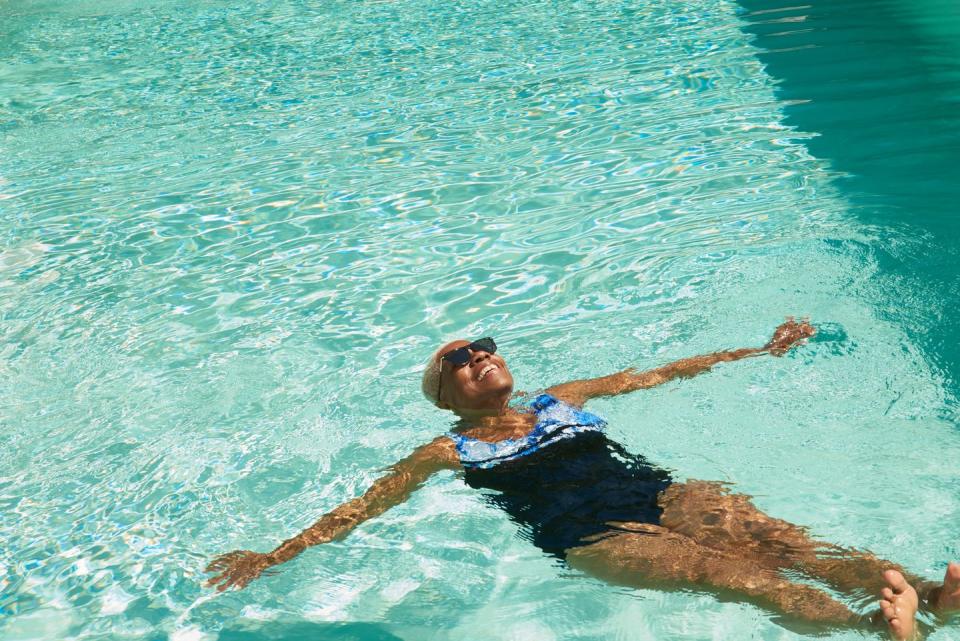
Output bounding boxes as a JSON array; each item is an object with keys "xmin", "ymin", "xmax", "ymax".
[
  {"xmin": 453, "ymin": 404, "xmax": 509, "ymax": 421},
  {"xmin": 450, "ymin": 393, "xmax": 512, "ymax": 421}
]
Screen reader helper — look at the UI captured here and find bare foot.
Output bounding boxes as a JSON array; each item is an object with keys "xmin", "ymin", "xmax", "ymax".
[
  {"xmin": 934, "ymin": 562, "xmax": 960, "ymax": 612},
  {"xmin": 881, "ymin": 569, "xmax": 919, "ymax": 640}
]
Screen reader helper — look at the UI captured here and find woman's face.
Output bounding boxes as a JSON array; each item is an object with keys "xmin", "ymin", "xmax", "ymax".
[{"xmin": 436, "ymin": 339, "xmax": 514, "ymax": 411}]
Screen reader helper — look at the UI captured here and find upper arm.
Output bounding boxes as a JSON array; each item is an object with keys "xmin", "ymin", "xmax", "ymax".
[
  {"xmin": 395, "ymin": 436, "xmax": 460, "ymax": 478},
  {"xmin": 546, "ymin": 368, "xmax": 661, "ymax": 407},
  {"xmin": 358, "ymin": 436, "xmax": 460, "ymax": 510}
]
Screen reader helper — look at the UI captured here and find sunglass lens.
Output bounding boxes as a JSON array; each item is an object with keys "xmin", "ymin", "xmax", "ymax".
[
  {"xmin": 443, "ymin": 347, "xmax": 471, "ymax": 366},
  {"xmin": 471, "ymin": 337, "xmax": 496, "ymax": 353}
]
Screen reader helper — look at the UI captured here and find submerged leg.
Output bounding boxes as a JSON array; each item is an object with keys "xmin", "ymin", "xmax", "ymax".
[
  {"xmin": 658, "ymin": 481, "xmax": 935, "ymax": 598},
  {"xmin": 566, "ymin": 524, "xmax": 860, "ymax": 627}
]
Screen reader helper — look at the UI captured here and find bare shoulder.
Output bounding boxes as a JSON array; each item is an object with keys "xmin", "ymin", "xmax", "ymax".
[
  {"xmin": 543, "ymin": 383, "xmax": 587, "ymax": 408},
  {"xmin": 411, "ymin": 435, "xmax": 461, "ymax": 468}
]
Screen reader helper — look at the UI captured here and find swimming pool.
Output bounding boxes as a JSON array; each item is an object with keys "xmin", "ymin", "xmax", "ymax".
[{"xmin": 1, "ymin": 0, "xmax": 958, "ymax": 639}]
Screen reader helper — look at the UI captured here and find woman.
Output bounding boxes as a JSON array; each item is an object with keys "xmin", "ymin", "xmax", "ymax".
[{"xmin": 206, "ymin": 320, "xmax": 960, "ymax": 640}]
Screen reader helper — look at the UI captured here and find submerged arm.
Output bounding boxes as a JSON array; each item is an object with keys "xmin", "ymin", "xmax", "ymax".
[
  {"xmin": 546, "ymin": 319, "xmax": 814, "ymax": 407},
  {"xmin": 205, "ymin": 436, "xmax": 460, "ymax": 591}
]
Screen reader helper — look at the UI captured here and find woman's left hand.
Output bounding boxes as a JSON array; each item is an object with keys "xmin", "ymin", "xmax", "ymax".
[
  {"xmin": 764, "ymin": 318, "xmax": 815, "ymax": 356},
  {"xmin": 205, "ymin": 550, "xmax": 276, "ymax": 591}
]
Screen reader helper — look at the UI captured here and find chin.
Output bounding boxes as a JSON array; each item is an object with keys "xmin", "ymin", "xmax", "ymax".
[{"xmin": 490, "ymin": 375, "xmax": 514, "ymax": 395}]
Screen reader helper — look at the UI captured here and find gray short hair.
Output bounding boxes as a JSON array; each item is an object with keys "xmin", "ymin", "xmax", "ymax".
[{"xmin": 421, "ymin": 349, "xmax": 444, "ymax": 406}]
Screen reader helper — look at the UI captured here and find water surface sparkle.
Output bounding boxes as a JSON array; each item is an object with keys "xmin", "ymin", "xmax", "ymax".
[{"xmin": 2, "ymin": 0, "xmax": 958, "ymax": 640}]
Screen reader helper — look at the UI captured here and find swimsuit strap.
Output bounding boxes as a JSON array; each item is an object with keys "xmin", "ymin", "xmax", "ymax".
[
  {"xmin": 528, "ymin": 393, "xmax": 606, "ymax": 430},
  {"xmin": 449, "ymin": 393, "xmax": 607, "ymax": 469}
]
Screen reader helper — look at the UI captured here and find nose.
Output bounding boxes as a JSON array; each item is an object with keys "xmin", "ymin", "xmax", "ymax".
[{"xmin": 470, "ymin": 350, "xmax": 490, "ymax": 366}]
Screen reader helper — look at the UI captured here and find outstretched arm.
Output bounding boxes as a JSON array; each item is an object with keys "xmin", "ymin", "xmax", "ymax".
[
  {"xmin": 205, "ymin": 436, "xmax": 460, "ymax": 591},
  {"xmin": 546, "ymin": 319, "xmax": 814, "ymax": 407}
]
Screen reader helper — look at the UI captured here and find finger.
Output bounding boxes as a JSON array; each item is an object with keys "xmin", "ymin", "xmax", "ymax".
[
  {"xmin": 205, "ymin": 571, "xmax": 224, "ymax": 585},
  {"xmin": 206, "ymin": 571, "xmax": 230, "ymax": 587},
  {"xmin": 228, "ymin": 574, "xmax": 250, "ymax": 591},
  {"xmin": 217, "ymin": 575, "xmax": 240, "ymax": 592},
  {"xmin": 205, "ymin": 551, "xmax": 243, "ymax": 572},
  {"xmin": 205, "ymin": 559, "xmax": 231, "ymax": 573},
  {"xmin": 207, "ymin": 574, "xmax": 229, "ymax": 590}
]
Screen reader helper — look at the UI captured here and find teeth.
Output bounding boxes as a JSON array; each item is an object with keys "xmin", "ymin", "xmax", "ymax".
[{"xmin": 478, "ymin": 365, "xmax": 497, "ymax": 381}]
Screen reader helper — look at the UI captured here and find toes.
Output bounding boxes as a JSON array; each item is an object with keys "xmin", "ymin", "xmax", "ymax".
[
  {"xmin": 884, "ymin": 569, "xmax": 909, "ymax": 594},
  {"xmin": 945, "ymin": 562, "xmax": 960, "ymax": 585},
  {"xmin": 880, "ymin": 599, "xmax": 896, "ymax": 619},
  {"xmin": 881, "ymin": 571, "xmax": 919, "ymax": 641}
]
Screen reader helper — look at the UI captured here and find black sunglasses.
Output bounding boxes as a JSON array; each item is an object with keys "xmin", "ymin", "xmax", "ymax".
[
  {"xmin": 441, "ymin": 337, "xmax": 497, "ymax": 366},
  {"xmin": 437, "ymin": 337, "xmax": 497, "ymax": 401}
]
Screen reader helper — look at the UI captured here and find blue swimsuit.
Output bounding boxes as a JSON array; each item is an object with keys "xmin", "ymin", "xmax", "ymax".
[{"xmin": 449, "ymin": 394, "xmax": 673, "ymax": 559}]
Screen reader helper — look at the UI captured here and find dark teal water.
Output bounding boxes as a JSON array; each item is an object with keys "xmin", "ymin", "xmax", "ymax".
[{"xmin": 739, "ymin": 0, "xmax": 960, "ymax": 411}]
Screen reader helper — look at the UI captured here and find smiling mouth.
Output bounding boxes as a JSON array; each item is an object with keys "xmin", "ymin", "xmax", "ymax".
[{"xmin": 477, "ymin": 364, "xmax": 498, "ymax": 381}]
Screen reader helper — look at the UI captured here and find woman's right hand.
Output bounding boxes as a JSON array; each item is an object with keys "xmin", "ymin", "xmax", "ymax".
[{"xmin": 205, "ymin": 550, "xmax": 276, "ymax": 591}]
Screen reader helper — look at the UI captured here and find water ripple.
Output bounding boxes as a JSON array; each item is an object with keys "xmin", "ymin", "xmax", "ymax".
[{"xmin": 2, "ymin": 0, "xmax": 958, "ymax": 639}]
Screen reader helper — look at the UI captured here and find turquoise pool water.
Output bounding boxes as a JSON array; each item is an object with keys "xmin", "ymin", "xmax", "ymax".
[{"xmin": 1, "ymin": 0, "xmax": 959, "ymax": 639}]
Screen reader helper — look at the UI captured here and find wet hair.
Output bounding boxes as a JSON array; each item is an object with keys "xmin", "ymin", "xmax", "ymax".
[{"xmin": 421, "ymin": 348, "xmax": 444, "ymax": 406}]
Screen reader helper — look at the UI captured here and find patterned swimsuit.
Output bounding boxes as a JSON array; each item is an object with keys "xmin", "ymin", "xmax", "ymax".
[{"xmin": 449, "ymin": 394, "xmax": 673, "ymax": 559}]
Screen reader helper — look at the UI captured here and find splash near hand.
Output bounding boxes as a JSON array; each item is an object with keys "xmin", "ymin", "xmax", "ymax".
[
  {"xmin": 764, "ymin": 317, "xmax": 815, "ymax": 356},
  {"xmin": 205, "ymin": 550, "xmax": 276, "ymax": 592}
]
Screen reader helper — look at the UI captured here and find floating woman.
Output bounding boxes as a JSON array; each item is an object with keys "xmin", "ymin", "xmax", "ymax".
[{"xmin": 206, "ymin": 319, "xmax": 960, "ymax": 640}]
